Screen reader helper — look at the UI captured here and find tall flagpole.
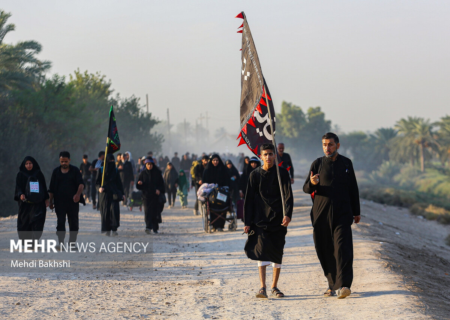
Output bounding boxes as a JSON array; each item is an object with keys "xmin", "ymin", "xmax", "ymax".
[
  {"xmin": 264, "ymin": 83, "xmax": 286, "ymax": 217},
  {"xmin": 101, "ymin": 137, "xmax": 109, "ymax": 187}
]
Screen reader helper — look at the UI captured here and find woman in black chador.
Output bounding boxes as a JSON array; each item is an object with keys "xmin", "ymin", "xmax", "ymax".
[
  {"xmin": 202, "ymin": 154, "xmax": 230, "ymax": 231},
  {"xmin": 97, "ymin": 154, "xmax": 125, "ymax": 236},
  {"xmin": 239, "ymin": 156, "xmax": 261, "ymax": 199},
  {"xmin": 14, "ymin": 156, "xmax": 49, "ymax": 242},
  {"xmin": 225, "ymin": 159, "xmax": 240, "ymax": 206},
  {"xmin": 137, "ymin": 158, "xmax": 165, "ymax": 234},
  {"xmin": 163, "ymin": 162, "xmax": 178, "ymax": 208}
]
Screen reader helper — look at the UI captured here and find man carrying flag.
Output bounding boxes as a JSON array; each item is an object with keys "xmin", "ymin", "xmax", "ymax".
[
  {"xmin": 97, "ymin": 106, "xmax": 124, "ymax": 235},
  {"xmin": 236, "ymin": 12, "xmax": 293, "ymax": 299}
]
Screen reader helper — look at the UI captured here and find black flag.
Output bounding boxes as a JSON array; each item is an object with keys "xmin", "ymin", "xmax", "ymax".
[
  {"xmin": 107, "ymin": 106, "xmax": 121, "ymax": 154},
  {"xmin": 236, "ymin": 11, "xmax": 276, "ymax": 156}
]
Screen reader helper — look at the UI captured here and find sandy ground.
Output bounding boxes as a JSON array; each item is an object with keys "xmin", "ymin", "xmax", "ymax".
[{"xmin": 0, "ymin": 184, "xmax": 446, "ymax": 319}]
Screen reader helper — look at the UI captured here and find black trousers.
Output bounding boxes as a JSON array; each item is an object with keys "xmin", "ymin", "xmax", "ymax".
[
  {"xmin": 194, "ymin": 184, "xmax": 200, "ymax": 211},
  {"xmin": 91, "ymin": 180, "xmax": 97, "ymax": 206},
  {"xmin": 167, "ymin": 188, "xmax": 176, "ymax": 206},
  {"xmin": 55, "ymin": 203, "xmax": 79, "ymax": 244},
  {"xmin": 123, "ymin": 181, "xmax": 132, "ymax": 203},
  {"xmin": 313, "ymin": 213, "xmax": 354, "ymax": 290},
  {"xmin": 83, "ymin": 178, "xmax": 91, "ymax": 199},
  {"xmin": 143, "ymin": 198, "xmax": 159, "ymax": 232},
  {"xmin": 17, "ymin": 202, "xmax": 47, "ymax": 242}
]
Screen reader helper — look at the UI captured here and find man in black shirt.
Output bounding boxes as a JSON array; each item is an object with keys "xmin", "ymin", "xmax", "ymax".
[
  {"xmin": 49, "ymin": 151, "xmax": 84, "ymax": 248},
  {"xmin": 80, "ymin": 155, "xmax": 91, "ymax": 203},
  {"xmin": 277, "ymin": 143, "xmax": 294, "ymax": 184},
  {"xmin": 171, "ymin": 152, "xmax": 181, "ymax": 171},
  {"xmin": 89, "ymin": 151, "xmax": 105, "ymax": 210},
  {"xmin": 303, "ymin": 132, "xmax": 360, "ymax": 299}
]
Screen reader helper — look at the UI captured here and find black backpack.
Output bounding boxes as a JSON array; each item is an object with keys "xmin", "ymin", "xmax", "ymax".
[
  {"xmin": 24, "ymin": 172, "xmax": 45, "ymax": 203},
  {"xmin": 208, "ymin": 186, "xmax": 230, "ymax": 211}
]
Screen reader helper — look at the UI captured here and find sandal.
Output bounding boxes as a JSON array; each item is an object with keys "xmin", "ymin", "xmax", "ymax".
[
  {"xmin": 323, "ymin": 289, "xmax": 336, "ymax": 297},
  {"xmin": 255, "ymin": 287, "xmax": 268, "ymax": 299},
  {"xmin": 271, "ymin": 287, "xmax": 285, "ymax": 298}
]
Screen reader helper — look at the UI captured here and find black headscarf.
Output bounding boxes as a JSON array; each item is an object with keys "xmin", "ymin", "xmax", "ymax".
[
  {"xmin": 225, "ymin": 160, "xmax": 240, "ymax": 179},
  {"xmin": 15, "ymin": 156, "xmax": 48, "ymax": 201},
  {"xmin": 163, "ymin": 162, "xmax": 179, "ymax": 189},
  {"xmin": 202, "ymin": 154, "xmax": 229, "ymax": 187},
  {"xmin": 19, "ymin": 156, "xmax": 41, "ymax": 176}
]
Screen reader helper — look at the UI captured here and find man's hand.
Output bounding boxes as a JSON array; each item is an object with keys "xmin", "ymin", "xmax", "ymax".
[
  {"xmin": 118, "ymin": 165, "xmax": 123, "ymax": 170},
  {"xmin": 73, "ymin": 194, "xmax": 80, "ymax": 203},
  {"xmin": 49, "ymin": 202, "xmax": 54, "ymax": 210},
  {"xmin": 156, "ymin": 190, "xmax": 160, "ymax": 195},
  {"xmin": 239, "ymin": 190, "xmax": 244, "ymax": 199},
  {"xmin": 198, "ymin": 180, "xmax": 202, "ymax": 185},
  {"xmin": 45, "ymin": 199, "xmax": 49, "ymax": 208},
  {"xmin": 281, "ymin": 216, "xmax": 291, "ymax": 227},
  {"xmin": 20, "ymin": 194, "xmax": 26, "ymax": 201},
  {"xmin": 99, "ymin": 188, "xmax": 104, "ymax": 194},
  {"xmin": 354, "ymin": 216, "xmax": 361, "ymax": 224},
  {"xmin": 291, "ymin": 178, "xmax": 294, "ymax": 184},
  {"xmin": 310, "ymin": 171, "xmax": 320, "ymax": 185},
  {"xmin": 244, "ymin": 226, "xmax": 251, "ymax": 233},
  {"xmin": 138, "ymin": 181, "xmax": 143, "ymax": 185}
]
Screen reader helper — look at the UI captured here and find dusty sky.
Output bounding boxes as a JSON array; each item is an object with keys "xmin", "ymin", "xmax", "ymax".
[{"xmin": 3, "ymin": 0, "xmax": 450, "ymax": 134}]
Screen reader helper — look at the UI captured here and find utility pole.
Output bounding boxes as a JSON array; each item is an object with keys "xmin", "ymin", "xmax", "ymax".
[
  {"xmin": 167, "ymin": 109, "xmax": 171, "ymax": 154},
  {"xmin": 205, "ymin": 112, "xmax": 210, "ymax": 132},
  {"xmin": 146, "ymin": 94, "xmax": 149, "ymax": 114}
]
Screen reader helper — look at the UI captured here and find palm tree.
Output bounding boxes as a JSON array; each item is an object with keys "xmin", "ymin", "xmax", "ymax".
[
  {"xmin": 0, "ymin": 10, "xmax": 51, "ymax": 96},
  {"xmin": 392, "ymin": 117, "xmax": 439, "ymax": 172},
  {"xmin": 371, "ymin": 127, "xmax": 397, "ymax": 163},
  {"xmin": 436, "ymin": 115, "xmax": 450, "ymax": 167}
]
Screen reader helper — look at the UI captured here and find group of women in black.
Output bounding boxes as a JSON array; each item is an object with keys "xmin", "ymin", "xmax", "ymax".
[
  {"xmin": 200, "ymin": 154, "xmax": 261, "ymax": 232},
  {"xmin": 14, "ymin": 153, "xmax": 260, "ymax": 241}
]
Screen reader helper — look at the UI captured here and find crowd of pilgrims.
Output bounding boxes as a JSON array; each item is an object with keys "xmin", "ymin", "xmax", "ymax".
[{"xmin": 14, "ymin": 150, "xmax": 281, "ymax": 246}]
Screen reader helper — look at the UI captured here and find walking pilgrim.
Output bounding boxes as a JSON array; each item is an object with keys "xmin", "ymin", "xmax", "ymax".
[
  {"xmin": 14, "ymin": 156, "xmax": 49, "ymax": 244},
  {"xmin": 97, "ymin": 154, "xmax": 125, "ymax": 236},
  {"xmin": 137, "ymin": 158, "xmax": 165, "ymax": 234},
  {"xmin": 303, "ymin": 132, "xmax": 360, "ymax": 299},
  {"xmin": 244, "ymin": 144, "xmax": 293, "ymax": 299}
]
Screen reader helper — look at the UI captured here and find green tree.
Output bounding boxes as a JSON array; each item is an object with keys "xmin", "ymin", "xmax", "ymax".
[
  {"xmin": 436, "ymin": 115, "xmax": 450, "ymax": 167},
  {"xmin": 371, "ymin": 127, "xmax": 397, "ymax": 164},
  {"xmin": 0, "ymin": 10, "xmax": 50, "ymax": 95},
  {"xmin": 111, "ymin": 95, "xmax": 163, "ymax": 157},
  {"xmin": 277, "ymin": 101, "xmax": 306, "ymax": 139},
  {"xmin": 391, "ymin": 117, "xmax": 438, "ymax": 172}
]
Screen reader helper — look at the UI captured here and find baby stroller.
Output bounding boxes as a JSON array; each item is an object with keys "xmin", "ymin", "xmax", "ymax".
[
  {"xmin": 129, "ymin": 190, "xmax": 143, "ymax": 211},
  {"xmin": 200, "ymin": 186, "xmax": 237, "ymax": 233}
]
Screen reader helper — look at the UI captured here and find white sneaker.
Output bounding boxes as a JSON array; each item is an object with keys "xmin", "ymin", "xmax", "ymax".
[{"xmin": 337, "ymin": 287, "xmax": 351, "ymax": 299}]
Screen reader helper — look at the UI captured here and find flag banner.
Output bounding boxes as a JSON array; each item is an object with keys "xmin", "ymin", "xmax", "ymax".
[
  {"xmin": 107, "ymin": 106, "xmax": 121, "ymax": 154},
  {"xmin": 236, "ymin": 12, "xmax": 276, "ymax": 156}
]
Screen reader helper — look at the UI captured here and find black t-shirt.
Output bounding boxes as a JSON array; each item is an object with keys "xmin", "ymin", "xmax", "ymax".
[
  {"xmin": 49, "ymin": 165, "xmax": 84, "ymax": 204},
  {"xmin": 80, "ymin": 162, "xmax": 91, "ymax": 179}
]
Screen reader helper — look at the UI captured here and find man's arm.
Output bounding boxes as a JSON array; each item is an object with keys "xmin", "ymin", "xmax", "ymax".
[
  {"xmin": 73, "ymin": 168, "xmax": 85, "ymax": 203},
  {"xmin": 348, "ymin": 161, "xmax": 361, "ymax": 223},
  {"xmin": 303, "ymin": 160, "xmax": 318, "ymax": 194}
]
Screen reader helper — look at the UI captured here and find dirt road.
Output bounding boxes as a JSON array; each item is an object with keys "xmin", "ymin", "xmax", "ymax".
[{"xmin": 0, "ymin": 185, "xmax": 439, "ymax": 319}]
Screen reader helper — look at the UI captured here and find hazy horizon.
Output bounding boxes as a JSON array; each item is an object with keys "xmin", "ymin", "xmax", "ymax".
[{"xmin": 3, "ymin": 0, "xmax": 450, "ymax": 135}]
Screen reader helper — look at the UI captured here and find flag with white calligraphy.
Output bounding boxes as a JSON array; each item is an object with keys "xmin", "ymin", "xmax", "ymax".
[{"xmin": 236, "ymin": 12, "xmax": 276, "ymax": 156}]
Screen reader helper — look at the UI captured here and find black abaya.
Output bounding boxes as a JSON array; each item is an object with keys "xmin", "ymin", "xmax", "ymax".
[
  {"xmin": 202, "ymin": 154, "xmax": 230, "ymax": 229},
  {"xmin": 303, "ymin": 155, "xmax": 360, "ymax": 290},
  {"xmin": 244, "ymin": 165, "xmax": 293, "ymax": 264},
  {"xmin": 14, "ymin": 156, "xmax": 49, "ymax": 241},
  {"xmin": 137, "ymin": 167, "xmax": 164, "ymax": 232},
  {"xmin": 96, "ymin": 159, "xmax": 124, "ymax": 232}
]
